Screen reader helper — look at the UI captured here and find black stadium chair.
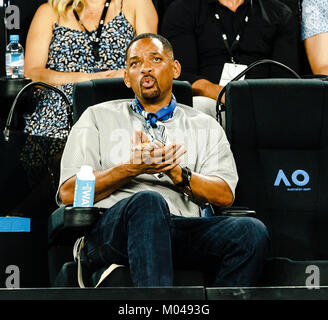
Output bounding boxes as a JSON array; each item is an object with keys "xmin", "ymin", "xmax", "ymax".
[{"xmin": 224, "ymin": 78, "xmax": 328, "ymax": 286}]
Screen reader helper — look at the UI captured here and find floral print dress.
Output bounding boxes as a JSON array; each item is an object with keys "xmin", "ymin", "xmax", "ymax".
[
  {"xmin": 25, "ymin": 10, "xmax": 135, "ymax": 139},
  {"xmin": 301, "ymin": 0, "xmax": 328, "ymax": 40}
]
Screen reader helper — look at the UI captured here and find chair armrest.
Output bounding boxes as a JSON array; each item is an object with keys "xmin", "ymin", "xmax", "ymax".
[
  {"xmin": 214, "ymin": 206, "xmax": 256, "ymax": 218},
  {"xmin": 48, "ymin": 205, "xmax": 105, "ymax": 246}
]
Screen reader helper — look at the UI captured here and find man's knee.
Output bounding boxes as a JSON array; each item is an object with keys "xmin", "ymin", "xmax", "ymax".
[
  {"xmin": 126, "ymin": 191, "xmax": 170, "ymax": 220},
  {"xmin": 130, "ymin": 190, "xmax": 168, "ymax": 207},
  {"xmin": 237, "ymin": 217, "xmax": 270, "ymax": 254}
]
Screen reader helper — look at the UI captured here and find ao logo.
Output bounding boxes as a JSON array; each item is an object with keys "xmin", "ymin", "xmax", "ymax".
[{"xmin": 274, "ymin": 169, "xmax": 310, "ymax": 187}]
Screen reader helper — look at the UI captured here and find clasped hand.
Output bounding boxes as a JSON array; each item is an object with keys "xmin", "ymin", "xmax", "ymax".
[{"xmin": 130, "ymin": 130, "xmax": 186, "ymax": 176}]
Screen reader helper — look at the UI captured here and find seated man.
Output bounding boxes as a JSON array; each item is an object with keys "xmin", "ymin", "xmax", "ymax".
[
  {"xmin": 161, "ymin": 0, "xmax": 300, "ymax": 121},
  {"xmin": 58, "ymin": 33, "xmax": 270, "ymax": 287},
  {"xmin": 302, "ymin": 0, "xmax": 328, "ymax": 75}
]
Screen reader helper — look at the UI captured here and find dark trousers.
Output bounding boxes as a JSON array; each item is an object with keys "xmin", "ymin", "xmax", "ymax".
[{"xmin": 82, "ymin": 191, "xmax": 270, "ymax": 287}]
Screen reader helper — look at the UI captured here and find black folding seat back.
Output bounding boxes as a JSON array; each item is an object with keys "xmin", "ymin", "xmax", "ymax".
[
  {"xmin": 225, "ymin": 78, "xmax": 328, "ymax": 260},
  {"xmin": 72, "ymin": 78, "xmax": 193, "ymax": 123}
]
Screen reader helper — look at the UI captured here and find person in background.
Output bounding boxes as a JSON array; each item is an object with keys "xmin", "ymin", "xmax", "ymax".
[
  {"xmin": 161, "ymin": 0, "xmax": 300, "ymax": 123},
  {"xmin": 302, "ymin": 0, "xmax": 328, "ymax": 76},
  {"xmin": 24, "ymin": 0, "xmax": 158, "ymax": 139}
]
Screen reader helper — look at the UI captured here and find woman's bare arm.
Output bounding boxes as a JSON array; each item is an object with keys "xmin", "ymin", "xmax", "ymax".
[{"xmin": 304, "ymin": 33, "xmax": 328, "ymax": 75}]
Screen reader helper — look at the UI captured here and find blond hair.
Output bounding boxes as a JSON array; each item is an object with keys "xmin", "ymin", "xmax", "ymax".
[{"xmin": 48, "ymin": 0, "xmax": 86, "ymax": 17}]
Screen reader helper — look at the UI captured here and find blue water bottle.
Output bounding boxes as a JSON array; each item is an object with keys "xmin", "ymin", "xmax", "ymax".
[{"xmin": 73, "ymin": 165, "xmax": 95, "ymax": 207}]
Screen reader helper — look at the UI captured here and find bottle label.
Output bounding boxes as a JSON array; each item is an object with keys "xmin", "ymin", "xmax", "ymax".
[
  {"xmin": 10, "ymin": 53, "xmax": 24, "ymax": 64},
  {"xmin": 73, "ymin": 178, "xmax": 95, "ymax": 207}
]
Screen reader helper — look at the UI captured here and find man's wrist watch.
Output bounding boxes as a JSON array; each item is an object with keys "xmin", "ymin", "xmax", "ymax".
[{"xmin": 176, "ymin": 166, "xmax": 192, "ymax": 188}]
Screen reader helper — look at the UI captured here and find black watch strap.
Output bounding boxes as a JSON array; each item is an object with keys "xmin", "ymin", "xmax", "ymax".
[{"xmin": 176, "ymin": 166, "xmax": 192, "ymax": 188}]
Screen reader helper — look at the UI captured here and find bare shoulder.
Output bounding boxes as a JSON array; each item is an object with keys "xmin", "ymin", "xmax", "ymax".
[
  {"xmin": 121, "ymin": 0, "xmax": 157, "ymax": 32},
  {"xmin": 33, "ymin": 2, "xmax": 58, "ymax": 22},
  {"xmin": 26, "ymin": 2, "xmax": 58, "ymax": 45},
  {"xmin": 124, "ymin": 0, "xmax": 156, "ymax": 11}
]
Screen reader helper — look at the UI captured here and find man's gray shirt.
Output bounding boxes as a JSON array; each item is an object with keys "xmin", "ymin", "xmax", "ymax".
[{"xmin": 57, "ymin": 99, "xmax": 238, "ymax": 217}]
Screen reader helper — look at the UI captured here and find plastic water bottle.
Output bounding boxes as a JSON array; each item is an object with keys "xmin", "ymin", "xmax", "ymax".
[
  {"xmin": 73, "ymin": 165, "xmax": 95, "ymax": 207},
  {"xmin": 5, "ymin": 34, "xmax": 24, "ymax": 79}
]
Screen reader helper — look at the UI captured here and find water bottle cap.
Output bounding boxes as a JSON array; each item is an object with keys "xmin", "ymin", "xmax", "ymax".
[{"xmin": 9, "ymin": 34, "xmax": 19, "ymax": 42}]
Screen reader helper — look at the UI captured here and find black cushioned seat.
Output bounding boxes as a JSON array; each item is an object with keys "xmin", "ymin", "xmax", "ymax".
[{"xmin": 224, "ymin": 78, "xmax": 328, "ymax": 286}]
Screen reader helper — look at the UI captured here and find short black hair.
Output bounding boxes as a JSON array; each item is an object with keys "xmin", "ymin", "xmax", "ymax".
[{"xmin": 125, "ymin": 33, "xmax": 174, "ymax": 61}]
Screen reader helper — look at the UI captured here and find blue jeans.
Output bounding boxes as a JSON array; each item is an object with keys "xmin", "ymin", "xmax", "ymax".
[{"xmin": 82, "ymin": 191, "xmax": 270, "ymax": 287}]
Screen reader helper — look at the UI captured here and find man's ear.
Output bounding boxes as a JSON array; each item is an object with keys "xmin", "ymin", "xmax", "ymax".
[
  {"xmin": 173, "ymin": 60, "xmax": 181, "ymax": 79},
  {"xmin": 123, "ymin": 69, "xmax": 131, "ymax": 88}
]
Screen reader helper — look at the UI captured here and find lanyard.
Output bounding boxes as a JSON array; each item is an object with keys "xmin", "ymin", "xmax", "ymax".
[
  {"xmin": 73, "ymin": 0, "xmax": 111, "ymax": 61},
  {"xmin": 214, "ymin": 3, "xmax": 250, "ymax": 64}
]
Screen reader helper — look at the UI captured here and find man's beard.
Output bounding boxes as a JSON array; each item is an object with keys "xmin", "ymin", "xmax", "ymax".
[{"xmin": 140, "ymin": 75, "xmax": 161, "ymax": 101}]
